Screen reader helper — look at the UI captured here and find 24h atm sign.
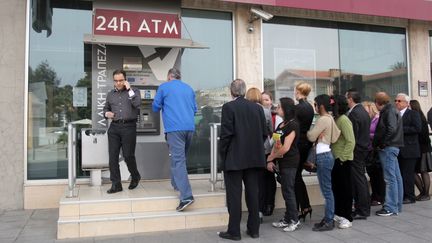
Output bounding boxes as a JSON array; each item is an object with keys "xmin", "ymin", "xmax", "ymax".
[{"xmin": 93, "ymin": 9, "xmax": 181, "ymax": 38}]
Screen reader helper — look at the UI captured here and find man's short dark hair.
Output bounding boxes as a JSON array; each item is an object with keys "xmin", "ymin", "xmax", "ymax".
[
  {"xmin": 346, "ymin": 88, "xmax": 361, "ymax": 104},
  {"xmin": 167, "ymin": 68, "xmax": 181, "ymax": 80},
  {"xmin": 113, "ymin": 69, "xmax": 127, "ymax": 78}
]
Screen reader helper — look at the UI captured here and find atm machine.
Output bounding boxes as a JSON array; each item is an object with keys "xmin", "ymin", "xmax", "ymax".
[
  {"xmin": 131, "ymin": 84, "xmax": 171, "ymax": 179},
  {"xmin": 134, "ymin": 85, "xmax": 160, "ymax": 135},
  {"xmin": 86, "ymin": 0, "xmax": 207, "ymax": 181}
]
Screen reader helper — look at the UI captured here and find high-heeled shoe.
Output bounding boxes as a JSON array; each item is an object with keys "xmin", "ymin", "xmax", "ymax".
[{"xmin": 298, "ymin": 207, "xmax": 312, "ymax": 222}]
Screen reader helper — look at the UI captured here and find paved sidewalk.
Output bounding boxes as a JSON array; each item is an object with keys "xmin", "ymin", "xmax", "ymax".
[{"xmin": 2, "ymin": 200, "xmax": 432, "ymax": 243}]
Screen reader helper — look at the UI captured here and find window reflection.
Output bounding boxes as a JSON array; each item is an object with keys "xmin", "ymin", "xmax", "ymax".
[
  {"xmin": 338, "ymin": 29, "xmax": 408, "ymax": 100},
  {"xmin": 263, "ymin": 21, "xmax": 339, "ymax": 100},
  {"xmin": 28, "ymin": 3, "xmax": 92, "ymax": 179},
  {"xmin": 181, "ymin": 9, "xmax": 233, "ymax": 174},
  {"xmin": 263, "ymin": 18, "xmax": 408, "ymax": 102}
]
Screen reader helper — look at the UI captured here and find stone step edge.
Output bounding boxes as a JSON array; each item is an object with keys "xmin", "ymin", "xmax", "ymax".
[
  {"xmin": 58, "ymin": 207, "xmax": 228, "ymax": 224},
  {"xmin": 60, "ymin": 192, "xmax": 226, "ymax": 205}
]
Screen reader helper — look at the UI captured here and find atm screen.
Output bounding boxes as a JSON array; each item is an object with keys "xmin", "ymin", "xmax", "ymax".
[{"xmin": 140, "ymin": 89, "xmax": 157, "ymax": 100}]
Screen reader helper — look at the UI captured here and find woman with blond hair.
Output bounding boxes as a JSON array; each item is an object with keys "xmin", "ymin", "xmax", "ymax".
[
  {"xmin": 246, "ymin": 87, "xmax": 273, "ymax": 222},
  {"xmin": 362, "ymin": 101, "xmax": 385, "ymax": 206},
  {"xmin": 294, "ymin": 82, "xmax": 314, "ymax": 221}
]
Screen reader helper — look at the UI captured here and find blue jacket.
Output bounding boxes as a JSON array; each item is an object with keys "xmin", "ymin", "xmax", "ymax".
[{"xmin": 152, "ymin": 80, "xmax": 197, "ymax": 133}]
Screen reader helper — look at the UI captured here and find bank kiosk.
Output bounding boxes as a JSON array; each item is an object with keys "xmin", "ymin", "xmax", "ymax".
[{"xmin": 83, "ymin": 1, "xmax": 207, "ymax": 181}]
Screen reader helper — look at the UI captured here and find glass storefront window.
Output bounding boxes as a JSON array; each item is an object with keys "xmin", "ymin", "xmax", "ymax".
[
  {"xmin": 338, "ymin": 26, "xmax": 408, "ymax": 100},
  {"xmin": 28, "ymin": 2, "xmax": 92, "ymax": 179},
  {"xmin": 181, "ymin": 9, "xmax": 233, "ymax": 174},
  {"xmin": 263, "ymin": 18, "xmax": 408, "ymax": 101},
  {"xmin": 263, "ymin": 19, "xmax": 339, "ymax": 100}
]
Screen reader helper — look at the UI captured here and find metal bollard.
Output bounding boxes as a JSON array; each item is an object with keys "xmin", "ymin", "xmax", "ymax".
[{"xmin": 209, "ymin": 123, "xmax": 222, "ymax": 192}]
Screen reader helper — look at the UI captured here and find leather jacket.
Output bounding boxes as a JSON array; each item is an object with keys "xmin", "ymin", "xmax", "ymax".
[{"xmin": 373, "ymin": 103, "xmax": 404, "ymax": 149}]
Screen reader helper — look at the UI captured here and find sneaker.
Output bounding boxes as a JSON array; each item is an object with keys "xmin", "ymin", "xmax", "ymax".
[
  {"xmin": 283, "ymin": 220, "xmax": 301, "ymax": 232},
  {"xmin": 338, "ymin": 217, "xmax": 352, "ymax": 229},
  {"xmin": 272, "ymin": 219, "xmax": 289, "ymax": 228},
  {"xmin": 176, "ymin": 197, "xmax": 194, "ymax": 212},
  {"xmin": 333, "ymin": 215, "xmax": 343, "ymax": 223},
  {"xmin": 312, "ymin": 220, "xmax": 334, "ymax": 232},
  {"xmin": 375, "ymin": 208, "xmax": 397, "ymax": 216}
]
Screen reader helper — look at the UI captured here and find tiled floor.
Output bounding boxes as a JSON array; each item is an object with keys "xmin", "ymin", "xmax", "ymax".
[
  {"xmin": 67, "ymin": 179, "xmax": 225, "ymax": 202},
  {"xmin": 3, "ymin": 199, "xmax": 432, "ymax": 242}
]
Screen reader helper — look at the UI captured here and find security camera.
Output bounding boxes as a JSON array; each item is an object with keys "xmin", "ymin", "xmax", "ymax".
[
  {"xmin": 247, "ymin": 24, "xmax": 254, "ymax": 33},
  {"xmin": 250, "ymin": 7, "xmax": 273, "ymax": 21}
]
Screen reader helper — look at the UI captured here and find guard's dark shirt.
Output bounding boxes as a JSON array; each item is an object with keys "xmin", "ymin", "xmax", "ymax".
[{"xmin": 103, "ymin": 87, "xmax": 141, "ymax": 121}]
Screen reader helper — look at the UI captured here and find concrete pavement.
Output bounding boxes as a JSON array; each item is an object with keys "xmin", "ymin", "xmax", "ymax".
[{"xmin": 2, "ymin": 200, "xmax": 432, "ymax": 243}]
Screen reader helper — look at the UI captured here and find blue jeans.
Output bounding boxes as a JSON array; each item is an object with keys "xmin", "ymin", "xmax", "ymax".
[
  {"xmin": 316, "ymin": 152, "xmax": 335, "ymax": 223},
  {"xmin": 166, "ymin": 131, "xmax": 194, "ymax": 201},
  {"xmin": 378, "ymin": 146, "xmax": 403, "ymax": 213}
]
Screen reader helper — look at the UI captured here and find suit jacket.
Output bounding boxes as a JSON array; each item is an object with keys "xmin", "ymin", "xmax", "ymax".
[
  {"xmin": 219, "ymin": 97, "xmax": 267, "ymax": 171},
  {"xmin": 348, "ymin": 104, "xmax": 371, "ymax": 151},
  {"xmin": 399, "ymin": 109, "xmax": 421, "ymax": 159}
]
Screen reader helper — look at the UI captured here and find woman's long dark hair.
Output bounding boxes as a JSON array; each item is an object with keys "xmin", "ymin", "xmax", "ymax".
[
  {"xmin": 279, "ymin": 97, "xmax": 296, "ymax": 122},
  {"xmin": 410, "ymin": 100, "xmax": 427, "ymax": 123},
  {"xmin": 314, "ymin": 94, "xmax": 331, "ymax": 113},
  {"xmin": 331, "ymin": 95, "xmax": 349, "ymax": 118}
]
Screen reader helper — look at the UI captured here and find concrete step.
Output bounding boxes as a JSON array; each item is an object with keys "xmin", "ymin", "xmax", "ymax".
[
  {"xmin": 59, "ymin": 192, "xmax": 226, "ymax": 217},
  {"xmin": 58, "ymin": 207, "xmax": 228, "ymax": 239}
]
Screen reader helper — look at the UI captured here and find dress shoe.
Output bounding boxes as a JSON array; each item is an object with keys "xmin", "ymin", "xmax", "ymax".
[
  {"xmin": 403, "ymin": 199, "xmax": 415, "ymax": 204},
  {"xmin": 107, "ymin": 183, "xmax": 123, "ymax": 194},
  {"xmin": 217, "ymin": 231, "xmax": 241, "ymax": 241},
  {"xmin": 128, "ymin": 176, "xmax": 141, "ymax": 190},
  {"xmin": 246, "ymin": 229, "xmax": 259, "ymax": 238},
  {"xmin": 351, "ymin": 212, "xmax": 368, "ymax": 220},
  {"xmin": 262, "ymin": 205, "xmax": 274, "ymax": 216},
  {"xmin": 312, "ymin": 219, "xmax": 334, "ymax": 232},
  {"xmin": 418, "ymin": 195, "xmax": 431, "ymax": 201}
]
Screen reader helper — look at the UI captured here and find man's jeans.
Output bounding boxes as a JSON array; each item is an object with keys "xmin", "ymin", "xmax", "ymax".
[
  {"xmin": 378, "ymin": 146, "xmax": 403, "ymax": 213},
  {"xmin": 316, "ymin": 152, "xmax": 335, "ymax": 223},
  {"xmin": 166, "ymin": 131, "xmax": 194, "ymax": 201}
]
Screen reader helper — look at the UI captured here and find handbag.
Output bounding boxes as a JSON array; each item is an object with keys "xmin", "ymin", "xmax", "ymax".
[
  {"xmin": 304, "ymin": 144, "xmax": 317, "ymax": 173},
  {"xmin": 304, "ymin": 115, "xmax": 338, "ymax": 173}
]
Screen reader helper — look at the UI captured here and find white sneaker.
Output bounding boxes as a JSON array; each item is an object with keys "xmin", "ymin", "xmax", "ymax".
[
  {"xmin": 272, "ymin": 219, "xmax": 289, "ymax": 228},
  {"xmin": 283, "ymin": 220, "xmax": 301, "ymax": 232},
  {"xmin": 338, "ymin": 217, "xmax": 352, "ymax": 229},
  {"xmin": 333, "ymin": 215, "xmax": 343, "ymax": 223}
]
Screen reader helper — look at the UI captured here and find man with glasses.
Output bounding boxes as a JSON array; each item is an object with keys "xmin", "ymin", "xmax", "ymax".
[
  {"xmin": 373, "ymin": 92, "xmax": 404, "ymax": 216},
  {"xmin": 394, "ymin": 93, "xmax": 421, "ymax": 204},
  {"xmin": 104, "ymin": 69, "xmax": 141, "ymax": 194}
]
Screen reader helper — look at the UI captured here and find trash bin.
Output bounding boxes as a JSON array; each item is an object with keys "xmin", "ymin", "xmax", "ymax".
[{"xmin": 81, "ymin": 128, "xmax": 109, "ymax": 186}]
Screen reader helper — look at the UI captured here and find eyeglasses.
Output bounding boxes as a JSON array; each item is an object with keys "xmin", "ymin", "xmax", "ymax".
[
  {"xmin": 113, "ymin": 79, "xmax": 125, "ymax": 83},
  {"xmin": 394, "ymin": 99, "xmax": 404, "ymax": 103}
]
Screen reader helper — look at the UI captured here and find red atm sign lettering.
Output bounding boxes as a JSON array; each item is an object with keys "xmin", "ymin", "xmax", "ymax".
[{"xmin": 93, "ymin": 9, "xmax": 181, "ymax": 38}]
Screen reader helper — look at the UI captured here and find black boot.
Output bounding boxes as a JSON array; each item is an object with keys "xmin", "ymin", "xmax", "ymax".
[{"xmin": 107, "ymin": 183, "xmax": 123, "ymax": 194}]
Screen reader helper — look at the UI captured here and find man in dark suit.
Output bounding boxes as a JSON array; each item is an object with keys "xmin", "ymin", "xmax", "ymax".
[
  {"xmin": 346, "ymin": 89, "xmax": 371, "ymax": 219},
  {"xmin": 218, "ymin": 79, "xmax": 267, "ymax": 241},
  {"xmin": 395, "ymin": 93, "xmax": 421, "ymax": 204}
]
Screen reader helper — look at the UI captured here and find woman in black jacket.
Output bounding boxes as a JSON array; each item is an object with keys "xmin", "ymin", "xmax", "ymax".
[{"xmin": 410, "ymin": 100, "xmax": 431, "ymax": 201}]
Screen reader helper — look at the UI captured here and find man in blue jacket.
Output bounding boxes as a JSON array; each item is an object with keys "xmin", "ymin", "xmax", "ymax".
[{"xmin": 153, "ymin": 68, "xmax": 197, "ymax": 212}]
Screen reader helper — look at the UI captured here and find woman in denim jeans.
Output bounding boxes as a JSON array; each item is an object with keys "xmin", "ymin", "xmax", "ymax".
[{"xmin": 307, "ymin": 95, "xmax": 340, "ymax": 231}]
